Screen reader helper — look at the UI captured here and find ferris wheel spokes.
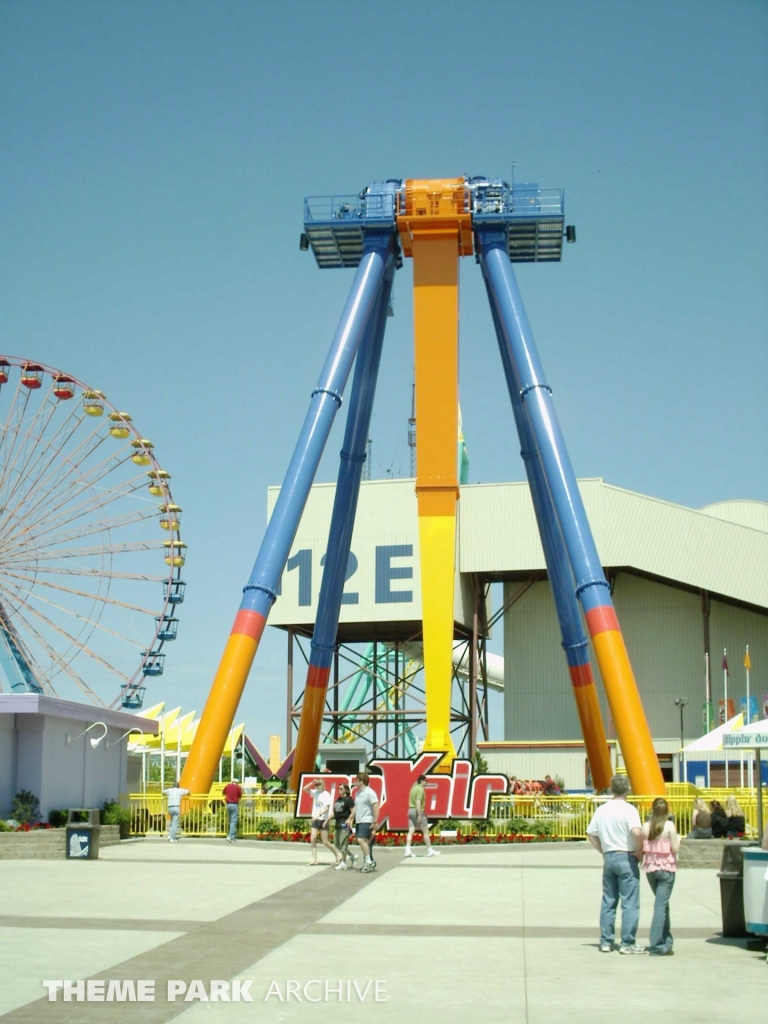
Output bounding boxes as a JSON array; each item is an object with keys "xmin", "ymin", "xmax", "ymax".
[
  {"xmin": 0, "ymin": 356, "xmax": 184, "ymax": 707},
  {"xmin": 0, "ymin": 571, "xmax": 160, "ymax": 616},
  {"xmin": 1, "ymin": 598, "xmax": 106, "ymax": 704},
  {"xmin": 5, "ymin": 471, "xmax": 154, "ymax": 556},
  {"xmin": 7, "ymin": 579, "xmax": 148, "ymax": 652}
]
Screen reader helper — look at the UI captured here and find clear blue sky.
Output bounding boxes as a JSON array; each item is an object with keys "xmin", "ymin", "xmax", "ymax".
[{"xmin": 2, "ymin": 1, "xmax": 766, "ymax": 751}]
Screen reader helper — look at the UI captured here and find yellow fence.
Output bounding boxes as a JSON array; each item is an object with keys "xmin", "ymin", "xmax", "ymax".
[
  {"xmin": 124, "ymin": 787, "xmax": 767, "ymax": 842},
  {"xmin": 127, "ymin": 794, "xmax": 295, "ymax": 838}
]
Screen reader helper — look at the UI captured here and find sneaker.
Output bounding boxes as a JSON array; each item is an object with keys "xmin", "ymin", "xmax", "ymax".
[
  {"xmin": 427, "ymin": 848, "xmax": 440, "ymax": 857},
  {"xmin": 370, "ymin": 860, "xmax": 377, "ymax": 870},
  {"xmin": 647, "ymin": 948, "xmax": 674, "ymax": 957},
  {"xmin": 334, "ymin": 861, "xmax": 347, "ymax": 871},
  {"xmin": 360, "ymin": 863, "xmax": 374, "ymax": 873},
  {"xmin": 349, "ymin": 854, "xmax": 358, "ymax": 867},
  {"xmin": 404, "ymin": 849, "xmax": 414, "ymax": 858},
  {"xmin": 619, "ymin": 945, "xmax": 646, "ymax": 955},
  {"xmin": 599, "ymin": 943, "xmax": 613, "ymax": 953}
]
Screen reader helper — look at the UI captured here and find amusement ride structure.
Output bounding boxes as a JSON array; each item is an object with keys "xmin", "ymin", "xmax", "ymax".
[
  {"xmin": 181, "ymin": 175, "xmax": 666, "ymax": 798},
  {"xmin": 0, "ymin": 357, "xmax": 185, "ymax": 709}
]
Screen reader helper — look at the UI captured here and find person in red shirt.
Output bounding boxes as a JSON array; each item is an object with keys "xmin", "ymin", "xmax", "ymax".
[{"xmin": 222, "ymin": 780, "xmax": 243, "ymax": 843}]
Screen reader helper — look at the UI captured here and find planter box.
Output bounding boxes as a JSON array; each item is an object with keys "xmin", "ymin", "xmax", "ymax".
[
  {"xmin": 678, "ymin": 838, "xmax": 755, "ymax": 870},
  {"xmin": 0, "ymin": 825, "xmax": 120, "ymax": 859}
]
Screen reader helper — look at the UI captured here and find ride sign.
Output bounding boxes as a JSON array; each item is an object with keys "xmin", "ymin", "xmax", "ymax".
[{"xmin": 295, "ymin": 753, "xmax": 508, "ymax": 830}]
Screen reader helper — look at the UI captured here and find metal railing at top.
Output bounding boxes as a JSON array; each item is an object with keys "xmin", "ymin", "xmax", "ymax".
[
  {"xmin": 124, "ymin": 789, "xmax": 767, "ymax": 841},
  {"xmin": 471, "ymin": 186, "xmax": 564, "ymax": 220},
  {"xmin": 304, "ymin": 192, "xmax": 397, "ymax": 226}
]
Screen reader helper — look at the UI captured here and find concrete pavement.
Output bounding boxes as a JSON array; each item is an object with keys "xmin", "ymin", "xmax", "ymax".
[{"xmin": 0, "ymin": 838, "xmax": 763, "ymax": 1023}]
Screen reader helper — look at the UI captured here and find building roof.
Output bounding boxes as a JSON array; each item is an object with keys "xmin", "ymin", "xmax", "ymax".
[
  {"xmin": 459, "ymin": 479, "xmax": 768, "ymax": 611},
  {"xmin": 0, "ymin": 693, "xmax": 160, "ymax": 733}
]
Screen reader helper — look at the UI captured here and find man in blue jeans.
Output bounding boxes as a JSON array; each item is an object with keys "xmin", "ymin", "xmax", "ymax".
[
  {"xmin": 587, "ymin": 775, "xmax": 645, "ymax": 954},
  {"xmin": 222, "ymin": 780, "xmax": 243, "ymax": 843}
]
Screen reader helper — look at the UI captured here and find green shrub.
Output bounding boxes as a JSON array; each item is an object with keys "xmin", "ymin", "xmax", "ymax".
[
  {"xmin": 48, "ymin": 809, "xmax": 69, "ymax": 828},
  {"xmin": 101, "ymin": 801, "xmax": 132, "ymax": 838},
  {"xmin": 12, "ymin": 790, "xmax": 39, "ymax": 825},
  {"xmin": 528, "ymin": 820, "xmax": 554, "ymax": 837},
  {"xmin": 506, "ymin": 817, "xmax": 533, "ymax": 835},
  {"xmin": 0, "ymin": 819, "xmax": 12, "ymax": 832},
  {"xmin": 253, "ymin": 818, "xmax": 281, "ymax": 835}
]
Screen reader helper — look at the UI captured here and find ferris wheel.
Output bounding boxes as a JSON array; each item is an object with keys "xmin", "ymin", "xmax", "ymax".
[{"xmin": 0, "ymin": 356, "xmax": 186, "ymax": 710}]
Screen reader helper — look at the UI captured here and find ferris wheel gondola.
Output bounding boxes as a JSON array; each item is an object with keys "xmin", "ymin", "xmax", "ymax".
[{"xmin": 0, "ymin": 356, "xmax": 186, "ymax": 709}]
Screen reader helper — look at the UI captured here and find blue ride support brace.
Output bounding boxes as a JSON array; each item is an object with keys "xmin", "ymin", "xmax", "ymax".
[
  {"xmin": 482, "ymin": 270, "xmax": 612, "ymax": 790},
  {"xmin": 290, "ymin": 262, "xmax": 395, "ymax": 788},
  {"xmin": 478, "ymin": 230, "xmax": 664, "ymax": 796},
  {"xmin": 181, "ymin": 233, "xmax": 395, "ymax": 796}
]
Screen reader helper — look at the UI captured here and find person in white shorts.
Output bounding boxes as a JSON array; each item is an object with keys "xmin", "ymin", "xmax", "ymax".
[
  {"xmin": 303, "ymin": 778, "xmax": 342, "ymax": 867},
  {"xmin": 350, "ymin": 772, "xmax": 379, "ymax": 873},
  {"xmin": 404, "ymin": 774, "xmax": 440, "ymax": 858}
]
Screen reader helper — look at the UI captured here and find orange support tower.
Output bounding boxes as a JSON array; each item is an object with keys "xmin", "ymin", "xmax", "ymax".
[{"xmin": 395, "ymin": 179, "xmax": 474, "ymax": 762}]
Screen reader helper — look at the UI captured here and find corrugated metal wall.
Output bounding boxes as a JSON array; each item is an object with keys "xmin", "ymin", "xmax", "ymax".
[
  {"xmin": 503, "ymin": 573, "xmax": 767, "ymax": 744},
  {"xmin": 478, "ymin": 745, "xmax": 617, "ymax": 791},
  {"xmin": 709, "ymin": 597, "xmax": 768, "ymax": 718}
]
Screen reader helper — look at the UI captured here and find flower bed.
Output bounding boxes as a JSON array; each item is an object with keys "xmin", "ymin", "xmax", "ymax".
[{"xmin": 237, "ymin": 830, "xmax": 557, "ymax": 844}]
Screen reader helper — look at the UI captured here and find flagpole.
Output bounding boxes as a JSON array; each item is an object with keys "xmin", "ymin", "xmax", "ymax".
[
  {"xmin": 705, "ymin": 652, "xmax": 711, "ymax": 733},
  {"xmin": 723, "ymin": 648, "xmax": 729, "ymax": 788}
]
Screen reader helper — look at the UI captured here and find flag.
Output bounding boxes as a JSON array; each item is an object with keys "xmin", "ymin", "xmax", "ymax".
[
  {"xmin": 722, "ymin": 650, "xmax": 729, "ymax": 675},
  {"xmin": 744, "ymin": 647, "xmax": 751, "ymax": 670}
]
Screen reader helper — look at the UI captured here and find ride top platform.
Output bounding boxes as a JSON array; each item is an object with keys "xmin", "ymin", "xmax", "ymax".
[{"xmin": 302, "ymin": 178, "xmax": 566, "ymax": 268}]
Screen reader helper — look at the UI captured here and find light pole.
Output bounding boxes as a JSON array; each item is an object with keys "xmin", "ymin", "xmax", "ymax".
[{"xmin": 675, "ymin": 699, "xmax": 688, "ymax": 783}]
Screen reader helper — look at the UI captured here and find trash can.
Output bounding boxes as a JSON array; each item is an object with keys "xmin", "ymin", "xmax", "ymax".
[
  {"xmin": 66, "ymin": 809, "xmax": 101, "ymax": 860},
  {"xmin": 718, "ymin": 843, "xmax": 755, "ymax": 937},
  {"xmin": 743, "ymin": 848, "xmax": 768, "ymax": 937}
]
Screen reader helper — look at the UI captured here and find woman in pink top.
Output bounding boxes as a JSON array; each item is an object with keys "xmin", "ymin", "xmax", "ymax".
[{"xmin": 641, "ymin": 797, "xmax": 681, "ymax": 956}]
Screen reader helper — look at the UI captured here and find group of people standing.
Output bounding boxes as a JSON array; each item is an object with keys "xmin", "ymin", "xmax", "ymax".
[
  {"xmin": 689, "ymin": 796, "xmax": 746, "ymax": 839},
  {"xmin": 304, "ymin": 772, "xmax": 440, "ymax": 871},
  {"xmin": 587, "ymin": 775, "xmax": 680, "ymax": 956}
]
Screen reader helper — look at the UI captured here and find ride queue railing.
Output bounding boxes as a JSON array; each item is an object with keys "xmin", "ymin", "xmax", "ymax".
[{"xmin": 124, "ymin": 788, "xmax": 767, "ymax": 841}]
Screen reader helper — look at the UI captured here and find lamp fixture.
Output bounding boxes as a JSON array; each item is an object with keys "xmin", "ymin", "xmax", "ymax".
[
  {"xmin": 107, "ymin": 727, "xmax": 147, "ymax": 749},
  {"xmin": 67, "ymin": 721, "xmax": 108, "ymax": 749}
]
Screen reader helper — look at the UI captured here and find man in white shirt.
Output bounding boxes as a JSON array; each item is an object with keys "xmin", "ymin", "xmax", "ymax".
[
  {"xmin": 162, "ymin": 780, "xmax": 189, "ymax": 843},
  {"xmin": 350, "ymin": 772, "xmax": 379, "ymax": 873},
  {"xmin": 586, "ymin": 774, "xmax": 644, "ymax": 954}
]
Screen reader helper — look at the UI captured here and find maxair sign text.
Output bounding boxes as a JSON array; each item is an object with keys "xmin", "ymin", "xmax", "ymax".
[{"xmin": 296, "ymin": 753, "xmax": 508, "ymax": 829}]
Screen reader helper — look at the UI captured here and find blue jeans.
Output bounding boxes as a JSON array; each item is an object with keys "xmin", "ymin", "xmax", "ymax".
[
  {"xmin": 168, "ymin": 807, "xmax": 180, "ymax": 840},
  {"xmin": 601, "ymin": 851, "xmax": 640, "ymax": 946},
  {"xmin": 646, "ymin": 870, "xmax": 675, "ymax": 952},
  {"xmin": 226, "ymin": 802, "xmax": 239, "ymax": 840}
]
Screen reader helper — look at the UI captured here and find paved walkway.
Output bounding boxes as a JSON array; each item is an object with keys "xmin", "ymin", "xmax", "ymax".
[{"xmin": 0, "ymin": 839, "xmax": 763, "ymax": 1022}]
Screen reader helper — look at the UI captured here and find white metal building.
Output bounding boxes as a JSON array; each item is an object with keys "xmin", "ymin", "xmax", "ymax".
[{"xmin": 269, "ymin": 478, "xmax": 768, "ymax": 785}]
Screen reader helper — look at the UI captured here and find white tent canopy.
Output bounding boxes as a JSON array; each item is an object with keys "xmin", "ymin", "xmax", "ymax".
[
  {"xmin": 723, "ymin": 721, "xmax": 768, "ymax": 749},
  {"xmin": 682, "ymin": 713, "xmax": 744, "ymax": 753}
]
